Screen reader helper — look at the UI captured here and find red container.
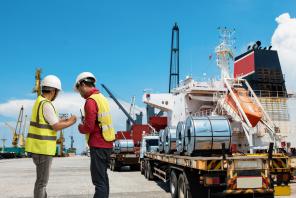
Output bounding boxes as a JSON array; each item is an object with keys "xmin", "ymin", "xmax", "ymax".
[
  {"xmin": 149, "ymin": 116, "xmax": 167, "ymax": 131},
  {"xmin": 116, "ymin": 131, "xmax": 131, "ymax": 140},
  {"xmin": 131, "ymin": 124, "xmax": 151, "ymax": 146}
]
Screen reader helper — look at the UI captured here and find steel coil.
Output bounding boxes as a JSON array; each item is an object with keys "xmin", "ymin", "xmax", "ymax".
[
  {"xmin": 176, "ymin": 121, "xmax": 185, "ymax": 153},
  {"xmin": 184, "ymin": 116, "xmax": 232, "ymax": 156},
  {"xmin": 114, "ymin": 139, "xmax": 134, "ymax": 153},
  {"xmin": 164, "ymin": 127, "xmax": 177, "ymax": 154},
  {"xmin": 158, "ymin": 129, "xmax": 165, "ymax": 153}
]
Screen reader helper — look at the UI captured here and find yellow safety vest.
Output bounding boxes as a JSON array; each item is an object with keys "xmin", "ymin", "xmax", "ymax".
[
  {"xmin": 85, "ymin": 93, "xmax": 116, "ymax": 142},
  {"xmin": 25, "ymin": 95, "xmax": 57, "ymax": 155}
]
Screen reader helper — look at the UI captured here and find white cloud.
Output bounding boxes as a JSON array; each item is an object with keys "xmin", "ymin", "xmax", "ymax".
[
  {"xmin": 0, "ymin": 92, "xmax": 146, "ymax": 153},
  {"xmin": 271, "ymin": 13, "xmax": 296, "ymax": 91}
]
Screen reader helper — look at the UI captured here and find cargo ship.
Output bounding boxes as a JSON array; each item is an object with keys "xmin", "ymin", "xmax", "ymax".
[{"xmin": 234, "ymin": 40, "xmax": 296, "ymax": 152}]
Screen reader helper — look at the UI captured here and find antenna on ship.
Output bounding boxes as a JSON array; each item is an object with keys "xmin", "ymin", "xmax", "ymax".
[{"xmin": 215, "ymin": 27, "xmax": 235, "ymax": 80}]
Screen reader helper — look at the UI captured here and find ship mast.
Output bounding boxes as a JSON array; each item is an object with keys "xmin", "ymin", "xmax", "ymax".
[{"xmin": 215, "ymin": 27, "xmax": 235, "ymax": 80}]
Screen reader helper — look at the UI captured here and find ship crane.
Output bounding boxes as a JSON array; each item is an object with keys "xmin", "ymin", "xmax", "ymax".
[{"xmin": 101, "ymin": 84, "xmax": 136, "ymax": 126}]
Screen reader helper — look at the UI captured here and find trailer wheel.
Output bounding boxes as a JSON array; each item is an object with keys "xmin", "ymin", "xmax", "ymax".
[
  {"xmin": 147, "ymin": 161, "xmax": 154, "ymax": 180},
  {"xmin": 144, "ymin": 161, "xmax": 149, "ymax": 179},
  {"xmin": 170, "ymin": 170, "xmax": 178, "ymax": 198},
  {"xmin": 140, "ymin": 161, "xmax": 145, "ymax": 175},
  {"xmin": 110, "ymin": 159, "xmax": 119, "ymax": 171},
  {"xmin": 177, "ymin": 173, "xmax": 191, "ymax": 198},
  {"xmin": 110, "ymin": 159, "xmax": 115, "ymax": 171}
]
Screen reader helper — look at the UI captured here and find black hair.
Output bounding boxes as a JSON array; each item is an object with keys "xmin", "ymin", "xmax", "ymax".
[
  {"xmin": 41, "ymin": 86, "xmax": 55, "ymax": 94},
  {"xmin": 80, "ymin": 77, "xmax": 95, "ymax": 88}
]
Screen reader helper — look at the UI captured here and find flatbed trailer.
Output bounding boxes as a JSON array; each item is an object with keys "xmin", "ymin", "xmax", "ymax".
[
  {"xmin": 141, "ymin": 152, "xmax": 288, "ymax": 198},
  {"xmin": 109, "ymin": 153, "xmax": 140, "ymax": 171}
]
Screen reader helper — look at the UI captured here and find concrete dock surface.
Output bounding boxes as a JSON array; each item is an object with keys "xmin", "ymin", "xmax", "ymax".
[
  {"xmin": 0, "ymin": 156, "xmax": 295, "ymax": 198},
  {"xmin": 0, "ymin": 156, "xmax": 169, "ymax": 198}
]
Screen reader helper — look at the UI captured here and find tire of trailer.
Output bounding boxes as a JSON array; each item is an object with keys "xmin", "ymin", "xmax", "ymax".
[
  {"xmin": 130, "ymin": 164, "xmax": 140, "ymax": 171},
  {"xmin": 170, "ymin": 170, "xmax": 178, "ymax": 198},
  {"xmin": 147, "ymin": 161, "xmax": 154, "ymax": 180},
  {"xmin": 110, "ymin": 159, "xmax": 119, "ymax": 171},
  {"xmin": 144, "ymin": 161, "xmax": 148, "ymax": 179},
  {"xmin": 110, "ymin": 159, "xmax": 115, "ymax": 171},
  {"xmin": 140, "ymin": 161, "xmax": 145, "ymax": 175},
  {"xmin": 177, "ymin": 173, "xmax": 191, "ymax": 198}
]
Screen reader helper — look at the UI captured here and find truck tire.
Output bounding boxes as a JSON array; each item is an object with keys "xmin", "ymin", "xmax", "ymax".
[
  {"xmin": 147, "ymin": 161, "xmax": 154, "ymax": 180},
  {"xmin": 110, "ymin": 159, "xmax": 115, "ymax": 171},
  {"xmin": 144, "ymin": 161, "xmax": 149, "ymax": 179},
  {"xmin": 130, "ymin": 164, "xmax": 140, "ymax": 171},
  {"xmin": 110, "ymin": 159, "xmax": 119, "ymax": 171},
  {"xmin": 140, "ymin": 161, "xmax": 145, "ymax": 175},
  {"xmin": 177, "ymin": 173, "xmax": 191, "ymax": 198},
  {"xmin": 170, "ymin": 170, "xmax": 178, "ymax": 198}
]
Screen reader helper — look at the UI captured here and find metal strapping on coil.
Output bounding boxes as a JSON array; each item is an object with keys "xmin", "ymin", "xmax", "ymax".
[
  {"xmin": 30, "ymin": 121, "xmax": 53, "ymax": 130},
  {"xmin": 27, "ymin": 133, "xmax": 56, "ymax": 141}
]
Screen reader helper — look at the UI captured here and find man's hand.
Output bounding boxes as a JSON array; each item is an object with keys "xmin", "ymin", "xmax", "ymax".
[
  {"xmin": 68, "ymin": 115, "xmax": 77, "ymax": 124},
  {"xmin": 52, "ymin": 115, "xmax": 77, "ymax": 131}
]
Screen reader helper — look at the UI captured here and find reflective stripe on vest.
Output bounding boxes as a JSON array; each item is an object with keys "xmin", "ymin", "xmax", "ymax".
[
  {"xmin": 30, "ymin": 121, "xmax": 53, "ymax": 130},
  {"xmin": 27, "ymin": 133, "xmax": 56, "ymax": 141},
  {"xmin": 25, "ymin": 95, "xmax": 57, "ymax": 156},
  {"xmin": 85, "ymin": 93, "xmax": 115, "ymax": 142}
]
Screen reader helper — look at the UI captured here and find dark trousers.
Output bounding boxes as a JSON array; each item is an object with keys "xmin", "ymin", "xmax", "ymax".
[
  {"xmin": 90, "ymin": 147, "xmax": 112, "ymax": 198},
  {"xmin": 31, "ymin": 153, "xmax": 53, "ymax": 198}
]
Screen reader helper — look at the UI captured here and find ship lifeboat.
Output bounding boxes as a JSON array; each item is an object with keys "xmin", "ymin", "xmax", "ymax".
[{"xmin": 225, "ymin": 87, "xmax": 262, "ymax": 127}]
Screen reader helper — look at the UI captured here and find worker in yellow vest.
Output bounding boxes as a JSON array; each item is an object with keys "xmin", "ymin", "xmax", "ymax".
[
  {"xmin": 25, "ymin": 75, "xmax": 77, "ymax": 198},
  {"xmin": 74, "ymin": 72, "xmax": 115, "ymax": 198}
]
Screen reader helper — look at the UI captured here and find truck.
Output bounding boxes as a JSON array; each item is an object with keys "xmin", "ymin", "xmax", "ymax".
[
  {"xmin": 101, "ymin": 84, "xmax": 167, "ymax": 171},
  {"xmin": 138, "ymin": 25, "xmax": 293, "ymax": 197},
  {"xmin": 139, "ymin": 74, "xmax": 294, "ymax": 197}
]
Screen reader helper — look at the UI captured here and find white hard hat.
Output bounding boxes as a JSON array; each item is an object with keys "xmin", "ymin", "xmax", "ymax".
[
  {"xmin": 74, "ymin": 72, "xmax": 96, "ymax": 91},
  {"xmin": 41, "ymin": 75, "xmax": 62, "ymax": 90}
]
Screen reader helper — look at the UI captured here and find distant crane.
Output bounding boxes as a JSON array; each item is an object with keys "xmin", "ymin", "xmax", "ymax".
[
  {"xmin": 169, "ymin": 23, "xmax": 180, "ymax": 93},
  {"xmin": 56, "ymin": 113, "xmax": 68, "ymax": 157},
  {"xmin": 69, "ymin": 135, "xmax": 74, "ymax": 149},
  {"xmin": 5, "ymin": 106, "xmax": 24, "ymax": 147},
  {"xmin": 33, "ymin": 68, "xmax": 42, "ymax": 96},
  {"xmin": 126, "ymin": 96, "xmax": 136, "ymax": 131},
  {"xmin": 19, "ymin": 115, "xmax": 27, "ymax": 148},
  {"xmin": 1, "ymin": 138, "xmax": 7, "ymax": 153}
]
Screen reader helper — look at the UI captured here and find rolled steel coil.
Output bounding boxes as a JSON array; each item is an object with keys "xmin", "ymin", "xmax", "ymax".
[
  {"xmin": 164, "ymin": 127, "xmax": 177, "ymax": 154},
  {"xmin": 184, "ymin": 116, "xmax": 232, "ymax": 156},
  {"xmin": 114, "ymin": 139, "xmax": 134, "ymax": 154},
  {"xmin": 176, "ymin": 121, "xmax": 185, "ymax": 153},
  {"xmin": 158, "ymin": 129, "xmax": 165, "ymax": 153}
]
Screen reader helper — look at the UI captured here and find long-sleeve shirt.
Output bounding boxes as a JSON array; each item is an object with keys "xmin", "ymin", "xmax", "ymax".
[{"xmin": 78, "ymin": 88, "xmax": 113, "ymax": 149}]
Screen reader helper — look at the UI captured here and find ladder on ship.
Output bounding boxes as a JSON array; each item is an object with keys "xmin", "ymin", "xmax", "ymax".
[{"xmin": 216, "ymin": 78, "xmax": 281, "ymax": 153}]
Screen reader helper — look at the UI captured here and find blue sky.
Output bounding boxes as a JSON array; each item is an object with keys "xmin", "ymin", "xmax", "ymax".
[{"xmin": 0, "ymin": 0, "xmax": 295, "ymax": 152}]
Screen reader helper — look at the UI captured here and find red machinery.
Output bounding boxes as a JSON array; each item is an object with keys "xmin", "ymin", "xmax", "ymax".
[{"xmin": 101, "ymin": 84, "xmax": 167, "ymax": 171}]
